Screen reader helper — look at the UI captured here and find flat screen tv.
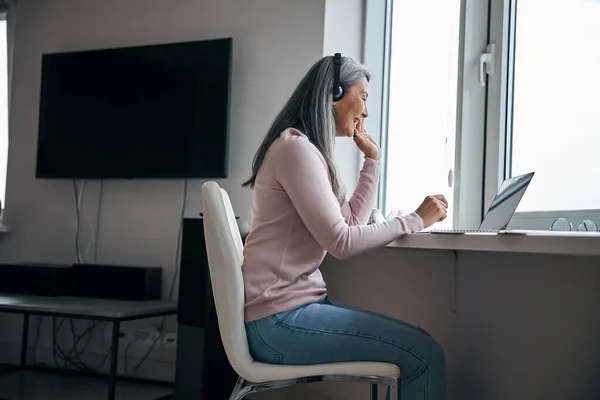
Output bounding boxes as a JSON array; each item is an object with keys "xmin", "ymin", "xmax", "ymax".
[{"xmin": 36, "ymin": 38, "xmax": 232, "ymax": 179}]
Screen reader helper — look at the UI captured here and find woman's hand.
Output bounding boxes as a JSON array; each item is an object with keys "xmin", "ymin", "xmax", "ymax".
[
  {"xmin": 353, "ymin": 119, "xmax": 380, "ymax": 160},
  {"xmin": 415, "ymin": 195, "xmax": 448, "ymax": 228}
]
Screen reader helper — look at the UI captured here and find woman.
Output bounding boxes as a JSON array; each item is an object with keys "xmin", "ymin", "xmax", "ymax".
[{"xmin": 241, "ymin": 54, "xmax": 448, "ymax": 399}]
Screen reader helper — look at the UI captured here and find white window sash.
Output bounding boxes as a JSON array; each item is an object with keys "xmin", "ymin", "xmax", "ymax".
[
  {"xmin": 485, "ymin": 0, "xmax": 600, "ymax": 230},
  {"xmin": 453, "ymin": 0, "xmax": 491, "ymax": 229}
]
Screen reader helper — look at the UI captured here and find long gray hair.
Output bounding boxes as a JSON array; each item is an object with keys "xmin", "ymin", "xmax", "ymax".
[{"xmin": 242, "ymin": 55, "xmax": 371, "ymax": 204}]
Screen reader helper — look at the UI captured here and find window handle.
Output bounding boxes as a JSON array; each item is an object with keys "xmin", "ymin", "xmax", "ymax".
[
  {"xmin": 479, "ymin": 43, "xmax": 496, "ymax": 87},
  {"xmin": 448, "ymin": 169, "xmax": 454, "ymax": 188}
]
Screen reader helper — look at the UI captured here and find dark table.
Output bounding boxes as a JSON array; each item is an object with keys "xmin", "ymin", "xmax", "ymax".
[{"xmin": 0, "ymin": 293, "xmax": 178, "ymax": 400}]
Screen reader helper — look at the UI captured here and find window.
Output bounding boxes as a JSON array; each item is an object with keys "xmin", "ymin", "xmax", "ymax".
[
  {"xmin": 367, "ymin": 0, "xmax": 600, "ymax": 231},
  {"xmin": 0, "ymin": 18, "xmax": 7, "ymax": 211},
  {"xmin": 509, "ymin": 0, "xmax": 600, "ymax": 212},
  {"xmin": 381, "ymin": 0, "xmax": 461, "ymax": 229},
  {"xmin": 486, "ymin": 0, "xmax": 600, "ymax": 229}
]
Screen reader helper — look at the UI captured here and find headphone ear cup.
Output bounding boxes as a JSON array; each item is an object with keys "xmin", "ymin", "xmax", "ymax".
[{"xmin": 333, "ymin": 85, "xmax": 344, "ymax": 101}]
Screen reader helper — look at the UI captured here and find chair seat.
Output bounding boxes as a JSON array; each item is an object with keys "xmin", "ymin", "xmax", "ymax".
[{"xmin": 242, "ymin": 361, "xmax": 400, "ymax": 383}]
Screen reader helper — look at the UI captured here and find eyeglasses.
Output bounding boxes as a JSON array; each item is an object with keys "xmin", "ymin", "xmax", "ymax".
[{"xmin": 551, "ymin": 218, "xmax": 598, "ymax": 232}]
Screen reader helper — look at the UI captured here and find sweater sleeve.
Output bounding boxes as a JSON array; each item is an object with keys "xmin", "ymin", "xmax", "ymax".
[
  {"xmin": 341, "ymin": 156, "xmax": 381, "ymax": 226},
  {"xmin": 273, "ymin": 137, "xmax": 423, "ymax": 260}
]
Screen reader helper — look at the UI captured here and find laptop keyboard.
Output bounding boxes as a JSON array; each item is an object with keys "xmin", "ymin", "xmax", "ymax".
[{"xmin": 430, "ymin": 229, "xmax": 499, "ymax": 234}]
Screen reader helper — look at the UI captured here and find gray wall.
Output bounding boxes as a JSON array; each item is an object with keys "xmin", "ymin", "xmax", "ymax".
[
  {"xmin": 0, "ymin": 0, "xmax": 326, "ymax": 380},
  {"xmin": 284, "ymin": 249, "xmax": 600, "ymax": 400},
  {"xmin": 1, "ymin": 0, "xmax": 326, "ymax": 259}
]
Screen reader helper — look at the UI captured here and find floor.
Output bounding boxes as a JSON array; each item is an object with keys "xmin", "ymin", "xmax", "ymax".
[{"xmin": 0, "ymin": 368, "xmax": 173, "ymax": 400}]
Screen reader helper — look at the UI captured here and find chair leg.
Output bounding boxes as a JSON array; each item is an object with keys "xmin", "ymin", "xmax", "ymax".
[
  {"xmin": 371, "ymin": 383, "xmax": 378, "ymax": 400},
  {"xmin": 229, "ymin": 375, "xmax": 397, "ymax": 400},
  {"xmin": 392, "ymin": 379, "xmax": 401, "ymax": 400},
  {"xmin": 229, "ymin": 376, "xmax": 247, "ymax": 400}
]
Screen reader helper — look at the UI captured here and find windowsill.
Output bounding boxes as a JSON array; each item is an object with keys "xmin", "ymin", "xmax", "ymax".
[{"xmin": 387, "ymin": 230, "xmax": 600, "ymax": 256}]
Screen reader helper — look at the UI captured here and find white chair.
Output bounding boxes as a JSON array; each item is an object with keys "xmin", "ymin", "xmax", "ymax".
[{"xmin": 201, "ymin": 181, "xmax": 400, "ymax": 400}]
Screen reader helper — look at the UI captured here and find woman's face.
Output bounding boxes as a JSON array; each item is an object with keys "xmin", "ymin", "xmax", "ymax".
[{"xmin": 333, "ymin": 77, "xmax": 369, "ymax": 137}]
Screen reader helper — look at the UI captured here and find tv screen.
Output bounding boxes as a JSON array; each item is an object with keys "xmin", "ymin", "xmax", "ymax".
[{"xmin": 36, "ymin": 38, "xmax": 232, "ymax": 179}]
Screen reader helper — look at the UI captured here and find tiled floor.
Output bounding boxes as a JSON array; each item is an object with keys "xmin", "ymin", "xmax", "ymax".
[{"xmin": 0, "ymin": 369, "xmax": 173, "ymax": 400}]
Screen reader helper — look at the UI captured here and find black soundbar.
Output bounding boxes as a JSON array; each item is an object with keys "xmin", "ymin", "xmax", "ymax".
[
  {"xmin": 71, "ymin": 263, "xmax": 162, "ymax": 301},
  {"xmin": 0, "ymin": 262, "xmax": 72, "ymax": 296},
  {"xmin": 0, "ymin": 262, "xmax": 162, "ymax": 301}
]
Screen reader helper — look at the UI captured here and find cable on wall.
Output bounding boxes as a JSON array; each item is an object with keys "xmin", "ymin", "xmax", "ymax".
[
  {"xmin": 47, "ymin": 180, "xmax": 111, "ymax": 373},
  {"xmin": 51, "ymin": 317, "xmax": 110, "ymax": 373},
  {"xmin": 72, "ymin": 180, "xmax": 83, "ymax": 264},
  {"xmin": 79, "ymin": 181, "xmax": 95, "ymax": 262},
  {"xmin": 124, "ymin": 178, "xmax": 188, "ymax": 374},
  {"xmin": 56, "ymin": 179, "xmax": 187, "ymax": 374},
  {"xmin": 169, "ymin": 178, "xmax": 188, "ymax": 302},
  {"xmin": 449, "ymin": 250, "xmax": 459, "ymax": 314},
  {"xmin": 93, "ymin": 179, "xmax": 104, "ymax": 263}
]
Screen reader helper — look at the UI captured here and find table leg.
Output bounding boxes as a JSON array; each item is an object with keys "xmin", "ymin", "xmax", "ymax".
[
  {"xmin": 108, "ymin": 320, "xmax": 120, "ymax": 400},
  {"xmin": 20, "ymin": 314, "xmax": 30, "ymax": 366}
]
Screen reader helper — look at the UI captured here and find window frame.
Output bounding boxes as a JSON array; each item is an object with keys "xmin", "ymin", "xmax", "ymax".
[
  {"xmin": 485, "ymin": 0, "xmax": 600, "ymax": 230},
  {"xmin": 0, "ymin": 14, "xmax": 8, "ymax": 213},
  {"xmin": 362, "ymin": 0, "xmax": 393, "ymax": 211},
  {"xmin": 453, "ymin": 0, "xmax": 492, "ymax": 229},
  {"xmin": 366, "ymin": 0, "xmax": 491, "ymax": 229},
  {"xmin": 368, "ymin": 0, "xmax": 600, "ymax": 232}
]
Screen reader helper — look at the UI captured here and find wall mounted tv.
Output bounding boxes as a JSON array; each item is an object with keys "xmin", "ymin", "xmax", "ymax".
[{"xmin": 36, "ymin": 38, "xmax": 232, "ymax": 179}]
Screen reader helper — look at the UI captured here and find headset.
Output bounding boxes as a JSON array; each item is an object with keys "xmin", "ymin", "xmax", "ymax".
[{"xmin": 332, "ymin": 53, "xmax": 344, "ymax": 101}]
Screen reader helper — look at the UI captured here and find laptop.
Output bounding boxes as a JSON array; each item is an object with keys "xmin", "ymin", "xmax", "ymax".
[{"xmin": 430, "ymin": 171, "xmax": 535, "ymax": 234}]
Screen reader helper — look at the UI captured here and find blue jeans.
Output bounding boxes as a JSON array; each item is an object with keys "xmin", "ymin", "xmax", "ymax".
[{"xmin": 245, "ymin": 297, "xmax": 446, "ymax": 400}]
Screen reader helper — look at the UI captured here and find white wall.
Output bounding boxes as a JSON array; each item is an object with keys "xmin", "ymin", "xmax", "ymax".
[{"xmin": 0, "ymin": 0, "xmax": 326, "ymax": 381}]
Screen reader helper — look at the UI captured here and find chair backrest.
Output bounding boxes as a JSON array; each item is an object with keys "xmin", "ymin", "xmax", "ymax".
[{"xmin": 201, "ymin": 181, "xmax": 254, "ymax": 377}]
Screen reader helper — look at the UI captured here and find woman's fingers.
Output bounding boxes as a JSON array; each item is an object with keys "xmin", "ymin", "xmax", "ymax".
[
  {"xmin": 432, "ymin": 194, "xmax": 448, "ymax": 208},
  {"xmin": 366, "ymin": 134, "xmax": 378, "ymax": 146}
]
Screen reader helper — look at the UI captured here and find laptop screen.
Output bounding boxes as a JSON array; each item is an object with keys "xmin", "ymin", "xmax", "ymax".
[{"xmin": 479, "ymin": 172, "xmax": 535, "ymax": 230}]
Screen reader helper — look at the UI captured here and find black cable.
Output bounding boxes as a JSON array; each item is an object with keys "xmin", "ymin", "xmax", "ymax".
[
  {"xmin": 72, "ymin": 180, "xmax": 82, "ymax": 264},
  {"xmin": 48, "ymin": 180, "xmax": 110, "ymax": 374},
  {"xmin": 31, "ymin": 316, "xmax": 42, "ymax": 364},
  {"xmin": 46, "ymin": 182, "xmax": 107, "ymax": 373},
  {"xmin": 88, "ymin": 344, "xmax": 112, "ymax": 372},
  {"xmin": 53, "ymin": 320, "xmax": 85, "ymax": 371},
  {"xmin": 70, "ymin": 321, "xmax": 104, "ymax": 370},
  {"xmin": 61, "ymin": 179, "xmax": 184, "ymax": 375},
  {"xmin": 124, "ymin": 335, "xmax": 159, "ymax": 373},
  {"xmin": 66, "ymin": 319, "xmax": 112, "ymax": 373},
  {"xmin": 450, "ymin": 250, "xmax": 459, "ymax": 314},
  {"xmin": 67, "ymin": 319, "xmax": 97, "ymax": 367},
  {"xmin": 53, "ymin": 318, "xmax": 89, "ymax": 371},
  {"xmin": 66, "ymin": 180, "xmax": 110, "ymax": 372},
  {"xmin": 52, "ymin": 318, "xmax": 60, "ymax": 368},
  {"xmin": 93, "ymin": 179, "xmax": 104, "ymax": 263},
  {"xmin": 168, "ymin": 178, "xmax": 188, "ymax": 301},
  {"xmin": 52, "ymin": 319, "xmax": 109, "ymax": 373},
  {"xmin": 53, "ymin": 318, "xmax": 86, "ymax": 371},
  {"xmin": 74, "ymin": 321, "xmax": 100, "ymax": 355},
  {"xmin": 125, "ymin": 179, "xmax": 188, "ymax": 374}
]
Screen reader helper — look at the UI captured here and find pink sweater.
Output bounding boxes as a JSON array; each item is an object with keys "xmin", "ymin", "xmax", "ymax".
[{"xmin": 242, "ymin": 128, "xmax": 424, "ymax": 322}]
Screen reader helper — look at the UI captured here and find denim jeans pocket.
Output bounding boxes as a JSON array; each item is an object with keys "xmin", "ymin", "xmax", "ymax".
[{"xmin": 245, "ymin": 321, "xmax": 284, "ymax": 364}]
